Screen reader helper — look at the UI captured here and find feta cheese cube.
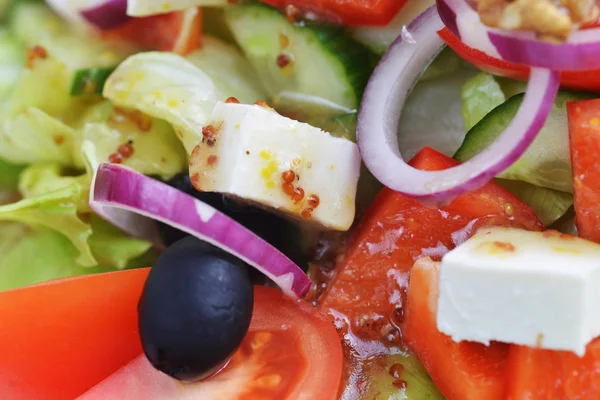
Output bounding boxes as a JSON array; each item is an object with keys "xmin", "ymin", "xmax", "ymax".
[
  {"xmin": 189, "ymin": 102, "xmax": 361, "ymax": 231},
  {"xmin": 437, "ymin": 227, "xmax": 600, "ymax": 355}
]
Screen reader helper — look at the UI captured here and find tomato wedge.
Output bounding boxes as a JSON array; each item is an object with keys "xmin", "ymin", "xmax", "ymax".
[
  {"xmin": 0, "ymin": 271, "xmax": 342, "ymax": 400},
  {"xmin": 568, "ymin": 99, "xmax": 600, "ymax": 243},
  {"xmin": 438, "ymin": 28, "xmax": 600, "ymax": 92},
  {"xmin": 259, "ymin": 0, "xmax": 406, "ymax": 26},
  {"xmin": 0, "ymin": 268, "xmax": 150, "ymax": 400},
  {"xmin": 79, "ymin": 286, "xmax": 342, "ymax": 400},
  {"xmin": 403, "ymin": 258, "xmax": 509, "ymax": 400},
  {"xmin": 103, "ymin": 8, "xmax": 202, "ymax": 55},
  {"xmin": 503, "ymin": 98, "xmax": 600, "ymax": 400},
  {"xmin": 317, "ymin": 147, "xmax": 541, "ymax": 397},
  {"xmin": 319, "ymin": 147, "xmax": 542, "ymax": 340}
]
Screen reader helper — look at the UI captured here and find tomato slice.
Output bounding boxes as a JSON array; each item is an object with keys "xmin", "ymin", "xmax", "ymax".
[
  {"xmin": 568, "ymin": 99, "xmax": 600, "ymax": 243},
  {"xmin": 403, "ymin": 258, "xmax": 509, "ymax": 400},
  {"xmin": 103, "ymin": 8, "xmax": 202, "ymax": 55},
  {"xmin": 78, "ymin": 286, "xmax": 342, "ymax": 400},
  {"xmin": 316, "ymin": 147, "xmax": 541, "ymax": 397},
  {"xmin": 259, "ymin": 0, "xmax": 406, "ymax": 26},
  {"xmin": 319, "ymin": 147, "xmax": 542, "ymax": 340},
  {"xmin": 505, "ymin": 340, "xmax": 600, "ymax": 399},
  {"xmin": 438, "ymin": 28, "xmax": 600, "ymax": 92},
  {"xmin": 0, "ymin": 268, "xmax": 150, "ymax": 400},
  {"xmin": 504, "ymin": 99, "xmax": 600, "ymax": 399}
]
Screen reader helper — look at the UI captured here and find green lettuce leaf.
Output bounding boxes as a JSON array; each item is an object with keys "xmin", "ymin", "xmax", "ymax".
[
  {"xmin": 75, "ymin": 101, "xmax": 186, "ymax": 179},
  {"xmin": 0, "ymin": 182, "xmax": 95, "ymax": 265},
  {"xmin": 0, "ymin": 223, "xmax": 113, "ymax": 292},
  {"xmin": 0, "ymin": 158, "xmax": 24, "ymax": 190},
  {"xmin": 496, "ymin": 179, "xmax": 573, "ymax": 226},
  {"xmin": 88, "ymin": 214, "xmax": 152, "ymax": 270},
  {"xmin": 461, "ymin": 72, "xmax": 505, "ymax": 132}
]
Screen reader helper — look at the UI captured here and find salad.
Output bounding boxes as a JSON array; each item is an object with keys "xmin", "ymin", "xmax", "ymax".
[{"xmin": 1, "ymin": 0, "xmax": 600, "ymax": 398}]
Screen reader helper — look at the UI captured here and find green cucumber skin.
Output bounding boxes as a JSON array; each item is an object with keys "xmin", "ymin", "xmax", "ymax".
[
  {"xmin": 70, "ymin": 67, "xmax": 117, "ymax": 96},
  {"xmin": 225, "ymin": 2, "xmax": 378, "ymax": 110}
]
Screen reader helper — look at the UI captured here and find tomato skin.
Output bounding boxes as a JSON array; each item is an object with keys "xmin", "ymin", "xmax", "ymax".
[
  {"xmin": 504, "ymin": 99, "xmax": 600, "ymax": 400},
  {"xmin": 0, "ymin": 268, "xmax": 150, "ymax": 400},
  {"xmin": 103, "ymin": 8, "xmax": 202, "ymax": 55},
  {"xmin": 79, "ymin": 286, "xmax": 342, "ymax": 400},
  {"xmin": 403, "ymin": 258, "xmax": 510, "ymax": 400},
  {"xmin": 438, "ymin": 28, "xmax": 600, "ymax": 92},
  {"xmin": 318, "ymin": 147, "xmax": 541, "ymax": 397},
  {"xmin": 568, "ymin": 99, "xmax": 600, "ymax": 242},
  {"xmin": 319, "ymin": 147, "xmax": 542, "ymax": 339},
  {"xmin": 259, "ymin": 0, "xmax": 407, "ymax": 26}
]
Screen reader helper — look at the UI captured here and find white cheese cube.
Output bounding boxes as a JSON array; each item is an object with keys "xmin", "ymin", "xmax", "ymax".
[
  {"xmin": 189, "ymin": 102, "xmax": 361, "ymax": 231},
  {"xmin": 437, "ymin": 227, "xmax": 600, "ymax": 356}
]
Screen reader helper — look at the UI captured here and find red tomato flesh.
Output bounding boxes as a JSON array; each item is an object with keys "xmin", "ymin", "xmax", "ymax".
[
  {"xmin": 438, "ymin": 28, "xmax": 600, "ymax": 93},
  {"xmin": 0, "ymin": 268, "xmax": 150, "ymax": 400},
  {"xmin": 504, "ymin": 98, "xmax": 600, "ymax": 400},
  {"xmin": 403, "ymin": 258, "xmax": 509, "ymax": 400},
  {"xmin": 104, "ymin": 8, "xmax": 202, "ymax": 55},
  {"xmin": 568, "ymin": 99, "xmax": 600, "ymax": 242},
  {"xmin": 317, "ymin": 147, "xmax": 541, "ymax": 397},
  {"xmin": 259, "ymin": 0, "xmax": 407, "ymax": 26},
  {"xmin": 79, "ymin": 286, "xmax": 342, "ymax": 400}
]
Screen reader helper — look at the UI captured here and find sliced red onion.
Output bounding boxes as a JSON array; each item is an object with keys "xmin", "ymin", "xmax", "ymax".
[
  {"xmin": 437, "ymin": 0, "xmax": 600, "ymax": 70},
  {"xmin": 357, "ymin": 6, "xmax": 560, "ymax": 205},
  {"xmin": 90, "ymin": 163, "xmax": 311, "ymax": 299},
  {"xmin": 81, "ymin": 0, "xmax": 132, "ymax": 30}
]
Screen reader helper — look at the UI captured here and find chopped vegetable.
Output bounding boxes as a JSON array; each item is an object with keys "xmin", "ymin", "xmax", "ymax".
[
  {"xmin": 455, "ymin": 91, "xmax": 596, "ymax": 193},
  {"xmin": 403, "ymin": 257, "xmax": 509, "ymax": 400},
  {"xmin": 91, "ymin": 163, "xmax": 312, "ymax": 298},
  {"xmin": 78, "ymin": 285, "xmax": 343, "ymax": 400},
  {"xmin": 70, "ymin": 66, "xmax": 117, "ymax": 96},
  {"xmin": 568, "ymin": 98, "xmax": 600, "ymax": 243}
]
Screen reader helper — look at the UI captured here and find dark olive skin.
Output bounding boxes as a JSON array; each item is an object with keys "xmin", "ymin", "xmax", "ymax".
[
  {"xmin": 138, "ymin": 236, "xmax": 254, "ymax": 382},
  {"xmin": 158, "ymin": 172, "xmax": 308, "ymax": 272}
]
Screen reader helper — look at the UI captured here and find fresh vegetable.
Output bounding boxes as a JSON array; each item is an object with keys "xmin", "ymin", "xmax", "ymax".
[
  {"xmin": 139, "ymin": 236, "xmax": 253, "ymax": 381},
  {"xmin": 437, "ymin": 0, "xmax": 600, "ymax": 71},
  {"xmin": 403, "ymin": 257, "xmax": 509, "ymax": 400},
  {"xmin": 103, "ymin": 7, "xmax": 202, "ymax": 55},
  {"xmin": 79, "ymin": 285, "xmax": 343, "ymax": 400},
  {"xmin": 225, "ymin": 2, "xmax": 377, "ymax": 110},
  {"xmin": 70, "ymin": 66, "xmax": 116, "ymax": 95},
  {"xmin": 91, "ymin": 163, "xmax": 312, "ymax": 299},
  {"xmin": 128, "ymin": 0, "xmax": 229, "ymax": 17},
  {"xmin": 439, "ymin": 27, "xmax": 600, "ymax": 92},
  {"xmin": 160, "ymin": 172, "xmax": 308, "ymax": 270},
  {"xmin": 0, "ymin": 159, "xmax": 24, "ymax": 191},
  {"xmin": 568, "ymin": 99, "xmax": 600, "ymax": 243},
  {"xmin": 0, "ymin": 29, "xmax": 24, "ymax": 99},
  {"xmin": 455, "ymin": 91, "xmax": 595, "ymax": 193},
  {"xmin": 74, "ymin": 101, "xmax": 187, "ymax": 179},
  {"xmin": 259, "ymin": 0, "xmax": 407, "ymax": 26},
  {"xmin": 351, "ymin": 0, "xmax": 435, "ymax": 54},
  {"xmin": 103, "ymin": 43, "xmax": 264, "ymax": 153},
  {"xmin": 318, "ymin": 146, "xmax": 541, "ymax": 398},
  {"xmin": 81, "ymin": 0, "xmax": 130, "ymax": 29},
  {"xmin": 459, "ymin": 72, "xmax": 573, "ymax": 225},
  {"xmin": 0, "ymin": 268, "xmax": 151, "ymax": 400},
  {"xmin": 358, "ymin": 6, "xmax": 559, "ymax": 204}
]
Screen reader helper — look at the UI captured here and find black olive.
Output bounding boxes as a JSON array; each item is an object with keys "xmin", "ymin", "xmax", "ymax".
[
  {"xmin": 138, "ymin": 236, "xmax": 253, "ymax": 382},
  {"xmin": 158, "ymin": 172, "xmax": 308, "ymax": 273}
]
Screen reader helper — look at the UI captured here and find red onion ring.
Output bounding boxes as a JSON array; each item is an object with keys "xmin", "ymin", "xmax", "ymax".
[
  {"xmin": 437, "ymin": 0, "xmax": 600, "ymax": 71},
  {"xmin": 90, "ymin": 163, "xmax": 311, "ymax": 299},
  {"xmin": 81, "ymin": 0, "xmax": 131, "ymax": 30},
  {"xmin": 357, "ymin": 6, "xmax": 560, "ymax": 205}
]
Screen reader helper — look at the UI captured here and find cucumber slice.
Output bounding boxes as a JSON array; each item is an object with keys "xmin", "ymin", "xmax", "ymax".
[
  {"xmin": 10, "ymin": 2, "xmax": 137, "ymax": 70},
  {"xmin": 70, "ymin": 66, "xmax": 117, "ymax": 96},
  {"xmin": 454, "ymin": 91, "xmax": 596, "ymax": 193},
  {"xmin": 224, "ymin": 2, "xmax": 378, "ymax": 110},
  {"xmin": 0, "ymin": 29, "xmax": 24, "ymax": 100}
]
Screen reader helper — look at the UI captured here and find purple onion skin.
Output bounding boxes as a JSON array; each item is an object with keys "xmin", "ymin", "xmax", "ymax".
[
  {"xmin": 81, "ymin": 0, "xmax": 131, "ymax": 30},
  {"xmin": 92, "ymin": 164, "xmax": 311, "ymax": 299}
]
